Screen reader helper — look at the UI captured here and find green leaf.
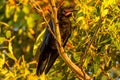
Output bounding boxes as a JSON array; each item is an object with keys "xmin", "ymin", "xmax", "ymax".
[
  {"xmin": 101, "ymin": 75, "xmax": 107, "ymax": 80},
  {"xmin": 6, "ymin": 52, "xmax": 16, "ymax": 61},
  {"xmin": 22, "ymin": 5, "xmax": 30, "ymax": 14},
  {"xmin": 6, "ymin": 30, "xmax": 11, "ymax": 38},
  {"xmin": 82, "ymin": 56, "xmax": 91, "ymax": 68},
  {"xmin": 0, "ymin": 52, "xmax": 5, "ymax": 68},
  {"xmin": 93, "ymin": 56, "xmax": 100, "ymax": 74},
  {"xmin": 33, "ymin": 28, "xmax": 45, "ymax": 56},
  {"xmin": 77, "ymin": 12, "xmax": 84, "ymax": 17},
  {"xmin": 26, "ymin": 15, "xmax": 35, "ymax": 28},
  {"xmin": 8, "ymin": 42, "xmax": 13, "ymax": 54},
  {"xmin": 101, "ymin": 9, "xmax": 109, "ymax": 17},
  {"xmin": 0, "ymin": 37, "xmax": 5, "ymax": 44},
  {"xmin": 5, "ymin": 4, "xmax": 15, "ymax": 18}
]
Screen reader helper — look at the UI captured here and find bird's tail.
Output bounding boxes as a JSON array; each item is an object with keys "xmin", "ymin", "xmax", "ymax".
[
  {"xmin": 45, "ymin": 51, "xmax": 59, "ymax": 74},
  {"xmin": 36, "ymin": 51, "xmax": 59, "ymax": 75},
  {"xmin": 36, "ymin": 53, "xmax": 49, "ymax": 76}
]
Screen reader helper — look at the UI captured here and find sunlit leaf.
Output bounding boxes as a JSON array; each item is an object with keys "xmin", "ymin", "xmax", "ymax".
[
  {"xmin": 112, "ymin": 38, "xmax": 120, "ymax": 51},
  {"xmin": 6, "ymin": 52, "xmax": 16, "ymax": 61},
  {"xmin": 39, "ymin": 73, "xmax": 47, "ymax": 80},
  {"xmin": 18, "ymin": 29, "xmax": 23, "ymax": 35},
  {"xmin": 8, "ymin": 42, "xmax": 13, "ymax": 54},
  {"xmin": 26, "ymin": 15, "xmax": 35, "ymax": 28},
  {"xmin": 5, "ymin": 4, "xmax": 15, "ymax": 18},
  {"xmin": 101, "ymin": 9, "xmax": 109, "ymax": 17},
  {"xmin": 103, "ymin": 0, "xmax": 116, "ymax": 8},
  {"xmin": 82, "ymin": 56, "xmax": 91, "ymax": 68},
  {"xmin": 27, "ymin": 74, "xmax": 39, "ymax": 80},
  {"xmin": 14, "ymin": 11, "xmax": 18, "ymax": 22},
  {"xmin": 93, "ymin": 67, "xmax": 102, "ymax": 78},
  {"xmin": 73, "ymin": 52, "xmax": 79, "ymax": 61},
  {"xmin": 6, "ymin": 30, "xmax": 11, "ymax": 38},
  {"xmin": 0, "ymin": 52, "xmax": 5, "ymax": 68},
  {"xmin": 93, "ymin": 56, "xmax": 100, "ymax": 74},
  {"xmin": 25, "ymin": 68, "xmax": 30, "ymax": 75},
  {"xmin": 22, "ymin": 5, "xmax": 30, "ymax": 14},
  {"xmin": 0, "ymin": 68, "xmax": 8, "ymax": 75},
  {"xmin": 27, "ymin": 31, "xmax": 34, "ymax": 39},
  {"xmin": 0, "ymin": 37, "xmax": 5, "ymax": 44},
  {"xmin": 33, "ymin": 28, "xmax": 45, "ymax": 56},
  {"xmin": 101, "ymin": 75, "xmax": 107, "ymax": 80}
]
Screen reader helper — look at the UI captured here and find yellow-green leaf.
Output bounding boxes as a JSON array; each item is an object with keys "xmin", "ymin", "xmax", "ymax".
[
  {"xmin": 6, "ymin": 52, "xmax": 16, "ymax": 61},
  {"xmin": 0, "ymin": 37, "xmax": 5, "ymax": 44},
  {"xmin": 101, "ymin": 9, "xmax": 109, "ymax": 17},
  {"xmin": 33, "ymin": 28, "xmax": 45, "ymax": 56},
  {"xmin": 0, "ymin": 52, "xmax": 5, "ymax": 68},
  {"xmin": 6, "ymin": 30, "xmax": 11, "ymax": 38}
]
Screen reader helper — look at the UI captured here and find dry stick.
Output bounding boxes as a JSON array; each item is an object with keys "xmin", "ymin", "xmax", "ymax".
[{"xmin": 50, "ymin": 0, "xmax": 91, "ymax": 80}]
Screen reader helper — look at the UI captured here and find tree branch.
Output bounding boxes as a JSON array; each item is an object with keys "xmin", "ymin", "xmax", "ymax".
[{"xmin": 50, "ymin": 0, "xmax": 91, "ymax": 80}]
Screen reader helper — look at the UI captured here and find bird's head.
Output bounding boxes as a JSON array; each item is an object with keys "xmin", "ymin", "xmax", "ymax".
[{"xmin": 58, "ymin": 7, "xmax": 73, "ymax": 17}]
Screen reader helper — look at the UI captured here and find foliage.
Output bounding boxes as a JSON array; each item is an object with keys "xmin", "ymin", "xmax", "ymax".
[{"xmin": 0, "ymin": 0, "xmax": 120, "ymax": 80}]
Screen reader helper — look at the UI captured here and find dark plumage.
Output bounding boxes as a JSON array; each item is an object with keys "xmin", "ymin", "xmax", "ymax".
[{"xmin": 36, "ymin": 7, "xmax": 72, "ymax": 76}]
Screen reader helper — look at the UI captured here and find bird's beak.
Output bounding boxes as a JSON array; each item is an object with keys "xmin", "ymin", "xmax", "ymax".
[{"xmin": 64, "ymin": 8, "xmax": 73, "ymax": 16}]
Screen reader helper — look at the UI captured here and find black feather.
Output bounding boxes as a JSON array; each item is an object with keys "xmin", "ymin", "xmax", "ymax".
[{"xmin": 36, "ymin": 7, "xmax": 72, "ymax": 76}]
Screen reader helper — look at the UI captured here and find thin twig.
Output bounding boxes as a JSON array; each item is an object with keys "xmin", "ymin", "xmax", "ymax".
[{"xmin": 82, "ymin": 19, "xmax": 102, "ymax": 62}]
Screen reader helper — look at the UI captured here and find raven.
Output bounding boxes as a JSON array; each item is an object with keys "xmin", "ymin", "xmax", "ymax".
[{"xmin": 36, "ymin": 7, "xmax": 72, "ymax": 76}]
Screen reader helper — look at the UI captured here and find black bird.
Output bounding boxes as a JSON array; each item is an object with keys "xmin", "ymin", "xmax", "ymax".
[{"xmin": 36, "ymin": 7, "xmax": 72, "ymax": 76}]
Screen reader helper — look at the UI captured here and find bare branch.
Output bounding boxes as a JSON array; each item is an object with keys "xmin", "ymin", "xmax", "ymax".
[{"xmin": 50, "ymin": 0, "xmax": 91, "ymax": 80}]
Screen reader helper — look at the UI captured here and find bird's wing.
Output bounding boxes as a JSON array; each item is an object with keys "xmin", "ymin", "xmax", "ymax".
[{"xmin": 36, "ymin": 19, "xmax": 54, "ymax": 76}]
